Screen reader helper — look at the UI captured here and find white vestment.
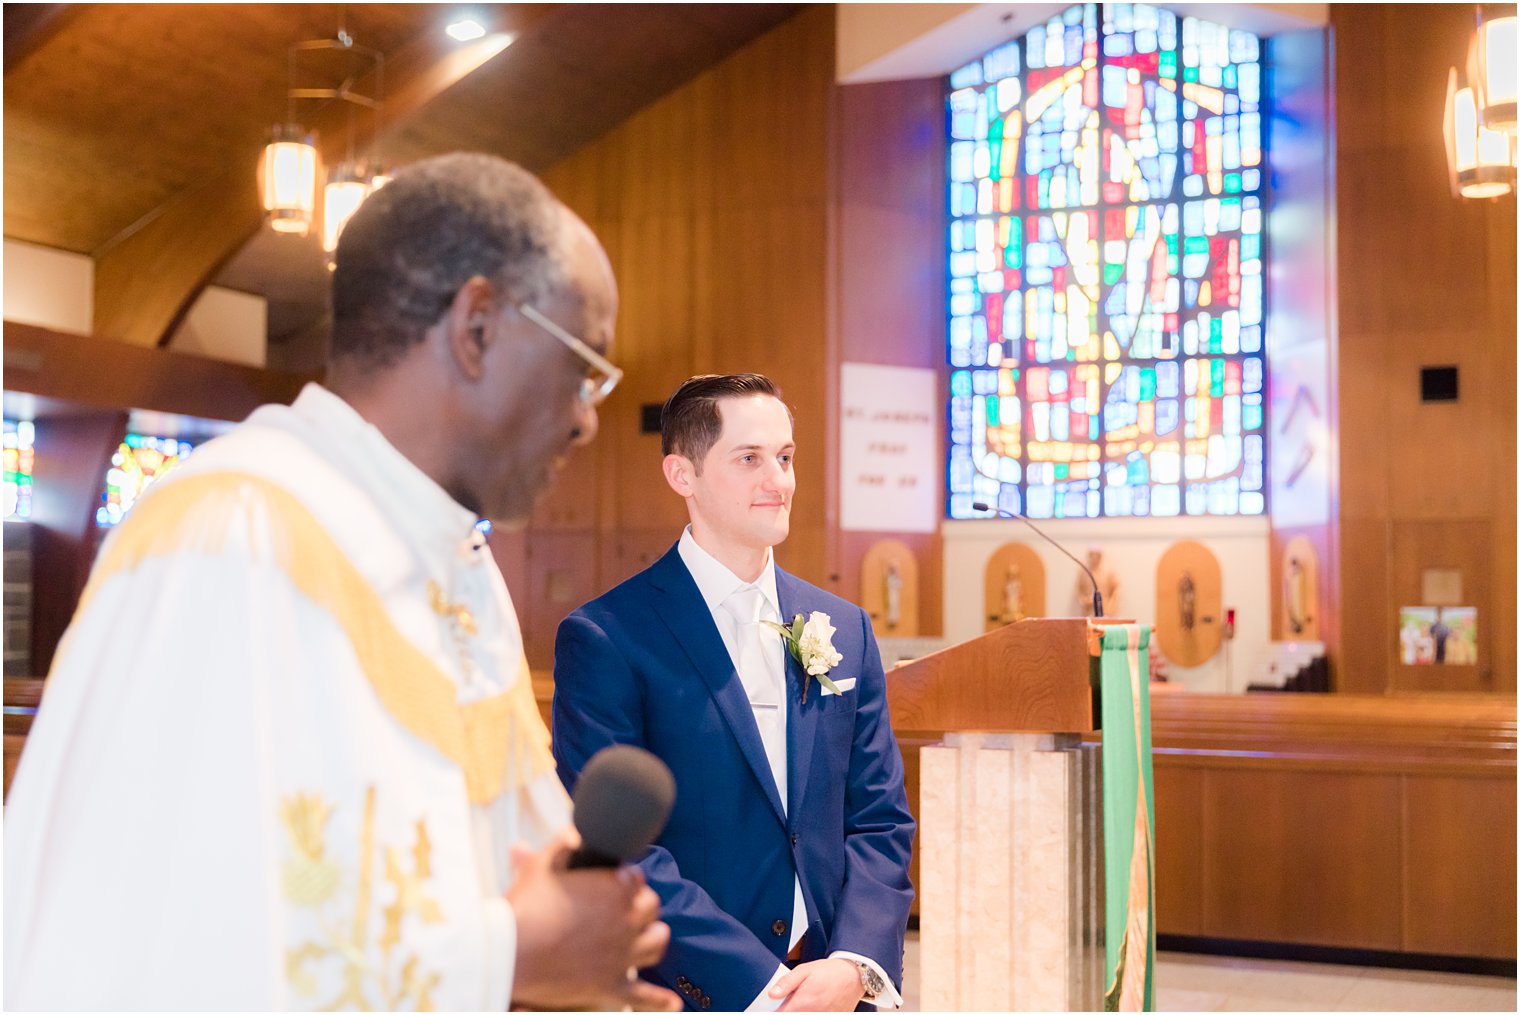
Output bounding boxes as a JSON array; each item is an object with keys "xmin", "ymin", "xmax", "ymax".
[{"xmin": 4, "ymin": 384, "xmax": 570, "ymax": 1010}]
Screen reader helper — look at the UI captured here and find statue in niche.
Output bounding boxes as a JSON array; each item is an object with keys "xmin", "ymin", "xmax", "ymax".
[
  {"xmin": 999, "ymin": 564, "xmax": 1025, "ymax": 625},
  {"xmin": 1285, "ymin": 555, "xmax": 1311, "ymax": 635},
  {"xmin": 1178, "ymin": 571, "xmax": 1196, "ymax": 632},
  {"xmin": 1075, "ymin": 545, "xmax": 1121, "ymax": 617},
  {"xmin": 882, "ymin": 562, "xmax": 903, "ymax": 631}
]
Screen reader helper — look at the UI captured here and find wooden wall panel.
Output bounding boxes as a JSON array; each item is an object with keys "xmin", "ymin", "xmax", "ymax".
[
  {"xmin": 524, "ymin": 6, "xmax": 837, "ymax": 666},
  {"xmin": 1403, "ymin": 774, "xmax": 1518, "ymax": 958},
  {"xmin": 1201, "ymin": 768, "xmax": 1404, "ymax": 949},
  {"xmin": 1152, "ymin": 764, "xmax": 1204, "ymax": 936},
  {"xmin": 1336, "ymin": 517, "xmax": 1394, "ymax": 695},
  {"xmin": 602, "ymin": 527, "xmax": 683, "ymax": 594},
  {"xmin": 1332, "ymin": 4, "xmax": 1518, "ymax": 693},
  {"xmin": 521, "ymin": 530, "xmax": 602, "ymax": 672}
]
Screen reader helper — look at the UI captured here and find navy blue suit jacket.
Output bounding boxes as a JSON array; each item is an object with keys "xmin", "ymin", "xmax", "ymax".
[{"xmin": 552, "ymin": 545, "xmax": 915, "ymax": 1011}]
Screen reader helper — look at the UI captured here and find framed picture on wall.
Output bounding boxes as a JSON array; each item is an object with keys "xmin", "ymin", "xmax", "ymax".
[{"xmin": 1398, "ymin": 606, "xmax": 1478, "ymax": 665}]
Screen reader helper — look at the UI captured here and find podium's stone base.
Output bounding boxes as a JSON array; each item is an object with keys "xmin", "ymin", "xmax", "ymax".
[{"xmin": 919, "ymin": 732, "xmax": 1104, "ymax": 1011}]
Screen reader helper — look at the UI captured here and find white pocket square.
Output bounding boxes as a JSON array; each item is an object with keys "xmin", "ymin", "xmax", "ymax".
[{"xmin": 822, "ymin": 677, "xmax": 857, "ymax": 696}]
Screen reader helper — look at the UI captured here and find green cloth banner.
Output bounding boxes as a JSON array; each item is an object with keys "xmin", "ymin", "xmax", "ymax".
[{"xmin": 1097, "ymin": 624, "xmax": 1155, "ymax": 1011}]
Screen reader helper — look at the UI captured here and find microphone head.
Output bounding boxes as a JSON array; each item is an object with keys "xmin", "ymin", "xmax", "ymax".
[
  {"xmin": 571, "ymin": 744, "xmax": 676, "ymax": 864},
  {"xmin": 971, "ymin": 500, "xmax": 991, "ymax": 512}
]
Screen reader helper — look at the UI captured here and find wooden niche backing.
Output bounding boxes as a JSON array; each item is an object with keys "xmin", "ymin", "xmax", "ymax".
[
  {"xmin": 1155, "ymin": 539, "xmax": 1223, "ymax": 667},
  {"xmin": 860, "ymin": 539, "xmax": 919, "ymax": 638},
  {"xmin": 983, "ymin": 542, "xmax": 1046, "ymax": 633}
]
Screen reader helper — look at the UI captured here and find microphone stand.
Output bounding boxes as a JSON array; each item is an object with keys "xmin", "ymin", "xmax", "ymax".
[{"xmin": 971, "ymin": 501, "xmax": 1104, "ymax": 618}]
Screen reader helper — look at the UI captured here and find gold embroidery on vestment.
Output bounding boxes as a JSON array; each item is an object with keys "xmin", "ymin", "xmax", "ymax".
[
  {"xmin": 280, "ymin": 787, "xmax": 444, "ymax": 1010},
  {"xmin": 426, "ymin": 581, "xmax": 478, "ymax": 636}
]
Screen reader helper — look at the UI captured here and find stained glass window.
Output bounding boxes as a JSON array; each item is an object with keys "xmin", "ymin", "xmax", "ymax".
[
  {"xmin": 97, "ymin": 433, "xmax": 196, "ymax": 527},
  {"xmin": 4, "ymin": 420, "xmax": 35, "ymax": 522},
  {"xmin": 947, "ymin": 3, "xmax": 1266, "ymax": 519}
]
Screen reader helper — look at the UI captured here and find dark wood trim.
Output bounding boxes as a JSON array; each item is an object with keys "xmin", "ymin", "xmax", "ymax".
[
  {"xmin": 3, "ymin": 321, "xmax": 312, "ymax": 422},
  {"xmin": 1158, "ymin": 934, "xmax": 1517, "ymax": 978}
]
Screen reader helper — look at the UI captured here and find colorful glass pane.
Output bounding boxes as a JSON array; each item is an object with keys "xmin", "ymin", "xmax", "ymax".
[
  {"xmin": 96, "ymin": 433, "xmax": 196, "ymax": 527},
  {"xmin": 4, "ymin": 420, "xmax": 35, "ymax": 521},
  {"xmin": 947, "ymin": 2, "xmax": 1266, "ymax": 519}
]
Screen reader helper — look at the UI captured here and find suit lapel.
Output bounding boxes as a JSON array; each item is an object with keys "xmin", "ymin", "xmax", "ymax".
[
  {"xmin": 648, "ymin": 546, "xmax": 786, "ymax": 826},
  {"xmin": 775, "ymin": 569, "xmax": 819, "ymax": 822}
]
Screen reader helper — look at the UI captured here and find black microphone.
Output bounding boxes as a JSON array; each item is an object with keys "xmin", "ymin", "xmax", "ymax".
[
  {"xmin": 567, "ymin": 744, "xmax": 677, "ymax": 869},
  {"xmin": 971, "ymin": 500, "xmax": 1104, "ymax": 618}
]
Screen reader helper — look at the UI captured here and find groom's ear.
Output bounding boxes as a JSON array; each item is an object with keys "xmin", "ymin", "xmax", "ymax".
[{"xmin": 662, "ymin": 453, "xmax": 696, "ymax": 497}]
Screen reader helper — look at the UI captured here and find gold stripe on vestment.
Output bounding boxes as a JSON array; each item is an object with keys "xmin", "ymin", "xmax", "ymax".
[{"xmin": 78, "ymin": 471, "xmax": 553, "ymax": 805}]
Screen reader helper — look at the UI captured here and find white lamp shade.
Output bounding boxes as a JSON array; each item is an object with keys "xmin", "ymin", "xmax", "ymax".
[
  {"xmin": 1471, "ymin": 15, "xmax": 1517, "ymax": 130},
  {"xmin": 322, "ymin": 175, "xmax": 371, "ymax": 253},
  {"xmin": 261, "ymin": 133, "xmax": 318, "ymax": 235},
  {"xmin": 1444, "ymin": 68, "xmax": 1514, "ymax": 198}
]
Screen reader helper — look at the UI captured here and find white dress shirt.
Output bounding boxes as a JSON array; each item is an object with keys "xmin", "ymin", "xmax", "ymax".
[{"xmin": 677, "ymin": 528, "xmax": 900, "ymax": 1010}]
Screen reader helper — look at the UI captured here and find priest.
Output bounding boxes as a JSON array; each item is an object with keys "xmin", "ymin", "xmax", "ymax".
[{"xmin": 4, "ymin": 154, "xmax": 677, "ymax": 1012}]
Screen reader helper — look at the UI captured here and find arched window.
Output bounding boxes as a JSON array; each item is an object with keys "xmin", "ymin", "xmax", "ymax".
[
  {"xmin": 3, "ymin": 420, "xmax": 35, "ymax": 522},
  {"xmin": 96, "ymin": 434, "xmax": 197, "ymax": 527},
  {"xmin": 947, "ymin": 3, "xmax": 1266, "ymax": 519}
]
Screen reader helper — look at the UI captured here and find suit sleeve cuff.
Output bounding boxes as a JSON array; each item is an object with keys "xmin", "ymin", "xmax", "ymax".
[
  {"xmin": 744, "ymin": 963, "xmax": 790, "ymax": 1011},
  {"xmin": 829, "ymin": 950, "xmax": 903, "ymax": 1009}
]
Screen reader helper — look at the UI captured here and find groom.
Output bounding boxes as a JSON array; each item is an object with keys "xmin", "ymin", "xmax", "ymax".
[{"xmin": 553, "ymin": 374, "xmax": 914, "ymax": 1011}]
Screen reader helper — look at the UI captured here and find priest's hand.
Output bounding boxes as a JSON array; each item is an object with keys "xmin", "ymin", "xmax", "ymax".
[
  {"xmin": 506, "ymin": 828, "xmax": 680, "ymax": 1012},
  {"xmin": 770, "ymin": 957, "xmax": 866, "ymax": 1012}
]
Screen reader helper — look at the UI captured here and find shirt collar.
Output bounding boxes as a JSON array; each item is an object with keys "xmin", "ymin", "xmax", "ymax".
[
  {"xmin": 677, "ymin": 526, "xmax": 779, "ymax": 619},
  {"xmin": 286, "ymin": 383, "xmax": 482, "ymax": 556}
]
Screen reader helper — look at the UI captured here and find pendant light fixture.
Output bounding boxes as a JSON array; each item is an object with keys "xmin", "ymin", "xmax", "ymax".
[
  {"xmin": 260, "ymin": 25, "xmax": 387, "ymax": 252},
  {"xmin": 260, "ymin": 124, "xmax": 319, "ymax": 235},
  {"xmin": 1444, "ymin": 6, "xmax": 1518, "ymax": 199}
]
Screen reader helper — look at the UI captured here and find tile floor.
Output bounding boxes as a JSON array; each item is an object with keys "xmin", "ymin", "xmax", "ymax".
[{"xmin": 897, "ymin": 933, "xmax": 1517, "ymax": 1011}]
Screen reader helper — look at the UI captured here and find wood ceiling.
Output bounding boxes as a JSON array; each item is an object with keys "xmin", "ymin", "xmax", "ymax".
[{"xmin": 3, "ymin": 3, "xmax": 804, "ymax": 362}]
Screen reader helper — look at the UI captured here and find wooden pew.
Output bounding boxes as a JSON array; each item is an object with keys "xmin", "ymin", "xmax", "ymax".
[
  {"xmin": 1145, "ymin": 692, "xmax": 1516, "ymax": 962},
  {"xmin": 3, "ymin": 676, "xmax": 45, "ymax": 800}
]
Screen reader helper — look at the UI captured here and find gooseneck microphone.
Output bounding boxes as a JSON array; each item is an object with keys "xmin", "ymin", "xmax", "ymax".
[
  {"xmin": 567, "ymin": 744, "xmax": 677, "ymax": 869},
  {"xmin": 971, "ymin": 500, "xmax": 1104, "ymax": 618}
]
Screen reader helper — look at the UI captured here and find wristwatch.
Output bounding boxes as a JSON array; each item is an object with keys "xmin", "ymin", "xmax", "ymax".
[{"xmin": 847, "ymin": 959, "xmax": 886, "ymax": 1003}]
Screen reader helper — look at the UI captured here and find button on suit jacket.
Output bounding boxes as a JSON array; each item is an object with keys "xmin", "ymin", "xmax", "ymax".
[{"xmin": 552, "ymin": 545, "xmax": 916, "ymax": 1012}]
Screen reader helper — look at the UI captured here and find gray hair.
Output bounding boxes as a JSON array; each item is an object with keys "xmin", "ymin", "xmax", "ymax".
[{"xmin": 330, "ymin": 152, "xmax": 565, "ymax": 368}]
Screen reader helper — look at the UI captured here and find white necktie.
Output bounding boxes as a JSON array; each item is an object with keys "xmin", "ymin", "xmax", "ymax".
[
  {"xmin": 721, "ymin": 585, "xmax": 809, "ymax": 955},
  {"xmin": 722, "ymin": 585, "xmax": 788, "ymax": 808}
]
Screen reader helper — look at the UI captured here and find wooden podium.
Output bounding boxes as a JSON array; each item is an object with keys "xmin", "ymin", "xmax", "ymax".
[{"xmin": 890, "ymin": 618, "xmax": 1149, "ymax": 1012}]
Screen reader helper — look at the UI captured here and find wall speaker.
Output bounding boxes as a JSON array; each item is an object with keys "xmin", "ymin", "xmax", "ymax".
[{"xmin": 1420, "ymin": 366, "xmax": 1458, "ymax": 402}]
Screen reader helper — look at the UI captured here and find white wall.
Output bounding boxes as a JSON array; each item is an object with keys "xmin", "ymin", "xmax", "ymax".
[
  {"xmin": 943, "ymin": 515, "xmax": 1271, "ymax": 693},
  {"xmin": 1, "ymin": 240, "xmax": 267, "ymax": 369},
  {"xmin": 3, "ymin": 239, "xmax": 93, "ymax": 334},
  {"xmin": 168, "ymin": 286, "xmax": 268, "ymax": 368}
]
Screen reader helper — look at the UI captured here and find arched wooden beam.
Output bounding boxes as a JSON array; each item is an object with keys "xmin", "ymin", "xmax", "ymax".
[
  {"xmin": 3, "ymin": 4, "xmax": 80, "ymax": 74},
  {"xmin": 90, "ymin": 31, "xmax": 519, "ymax": 350}
]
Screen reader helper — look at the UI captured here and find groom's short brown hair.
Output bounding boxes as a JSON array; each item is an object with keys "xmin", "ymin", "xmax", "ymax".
[{"xmin": 660, "ymin": 373, "xmax": 792, "ymax": 472}]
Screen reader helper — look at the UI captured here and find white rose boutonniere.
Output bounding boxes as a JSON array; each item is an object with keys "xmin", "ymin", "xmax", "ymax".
[{"xmin": 762, "ymin": 611, "xmax": 845, "ymax": 702}]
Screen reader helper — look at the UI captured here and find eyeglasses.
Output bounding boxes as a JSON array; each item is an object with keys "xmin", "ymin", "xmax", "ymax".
[{"xmin": 517, "ymin": 303, "xmax": 622, "ymax": 407}]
